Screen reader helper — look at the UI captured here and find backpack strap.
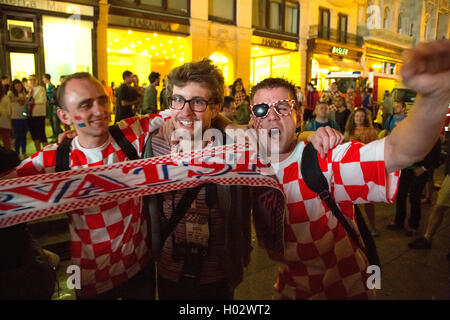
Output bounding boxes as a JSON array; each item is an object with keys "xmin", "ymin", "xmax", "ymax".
[
  {"xmin": 300, "ymin": 143, "xmax": 380, "ymax": 267},
  {"xmin": 108, "ymin": 124, "xmax": 139, "ymax": 160},
  {"xmin": 55, "ymin": 138, "xmax": 73, "ymax": 172}
]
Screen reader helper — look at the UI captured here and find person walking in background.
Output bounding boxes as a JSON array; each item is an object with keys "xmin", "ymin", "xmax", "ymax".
[
  {"xmin": 27, "ymin": 74, "xmax": 47, "ymax": 152},
  {"xmin": 159, "ymin": 77, "xmax": 169, "ymax": 111},
  {"xmin": 8, "ymin": 79, "xmax": 28, "ymax": 158},
  {"xmin": 220, "ymin": 96, "xmax": 236, "ymax": 121},
  {"xmin": 385, "ymin": 101, "xmax": 407, "ymax": 133},
  {"xmin": 1, "ymin": 76, "xmax": 10, "ymax": 93},
  {"xmin": 234, "ymin": 95, "xmax": 251, "ymax": 125},
  {"xmin": 231, "ymin": 78, "xmax": 247, "ymax": 106},
  {"xmin": 333, "ymin": 95, "xmax": 350, "ymax": 134},
  {"xmin": 295, "ymin": 86, "xmax": 303, "ymax": 106},
  {"xmin": 388, "ymin": 139, "xmax": 442, "ymax": 236},
  {"xmin": 344, "ymin": 107, "xmax": 380, "ymax": 236},
  {"xmin": 0, "ymin": 84, "xmax": 12, "ymax": 150},
  {"xmin": 42, "ymin": 74, "xmax": 58, "ymax": 142},
  {"xmin": 131, "ymin": 75, "xmax": 144, "ymax": 114},
  {"xmin": 115, "ymin": 71, "xmax": 140, "ymax": 122},
  {"xmin": 381, "ymin": 90, "xmax": 394, "ymax": 127},
  {"xmin": 304, "ymin": 100, "xmax": 340, "ymax": 131},
  {"xmin": 304, "ymin": 83, "xmax": 319, "ymax": 122},
  {"xmin": 21, "ymin": 78, "xmax": 29, "ymax": 94},
  {"xmin": 143, "ymin": 72, "xmax": 160, "ymax": 114},
  {"xmin": 409, "ymin": 133, "xmax": 449, "ymax": 257}
]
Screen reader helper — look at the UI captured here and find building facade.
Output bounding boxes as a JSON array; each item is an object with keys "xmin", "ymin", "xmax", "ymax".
[{"xmin": 0, "ymin": 0, "xmax": 448, "ymax": 94}]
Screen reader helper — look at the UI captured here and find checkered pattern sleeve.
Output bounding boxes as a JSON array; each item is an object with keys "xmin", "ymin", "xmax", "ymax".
[
  {"xmin": 14, "ymin": 144, "xmax": 59, "ymax": 177},
  {"xmin": 322, "ymin": 138, "xmax": 400, "ymax": 206},
  {"xmin": 115, "ymin": 110, "xmax": 171, "ymax": 155}
]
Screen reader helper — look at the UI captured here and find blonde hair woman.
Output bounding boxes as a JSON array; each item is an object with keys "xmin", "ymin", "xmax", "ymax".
[{"xmin": 344, "ymin": 107, "xmax": 380, "ymax": 236}]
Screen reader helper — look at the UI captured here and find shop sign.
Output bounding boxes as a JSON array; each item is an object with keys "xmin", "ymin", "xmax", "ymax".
[
  {"xmin": 0, "ymin": 0, "xmax": 94, "ymax": 16},
  {"xmin": 331, "ymin": 46, "xmax": 349, "ymax": 55},
  {"xmin": 109, "ymin": 15, "xmax": 189, "ymax": 35},
  {"xmin": 252, "ymin": 35, "xmax": 298, "ymax": 51}
]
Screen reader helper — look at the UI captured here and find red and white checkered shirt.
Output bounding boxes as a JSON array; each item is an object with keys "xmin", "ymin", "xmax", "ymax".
[
  {"xmin": 13, "ymin": 113, "xmax": 168, "ymax": 298},
  {"xmin": 271, "ymin": 138, "xmax": 400, "ymax": 300}
]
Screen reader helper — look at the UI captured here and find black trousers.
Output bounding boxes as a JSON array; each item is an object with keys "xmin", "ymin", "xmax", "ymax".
[
  {"xmin": 157, "ymin": 275, "xmax": 234, "ymax": 300},
  {"xmin": 395, "ymin": 168, "xmax": 428, "ymax": 229}
]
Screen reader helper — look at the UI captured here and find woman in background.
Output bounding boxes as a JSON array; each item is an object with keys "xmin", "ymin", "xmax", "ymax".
[
  {"xmin": 8, "ymin": 79, "xmax": 28, "ymax": 158},
  {"xmin": 344, "ymin": 107, "xmax": 380, "ymax": 236}
]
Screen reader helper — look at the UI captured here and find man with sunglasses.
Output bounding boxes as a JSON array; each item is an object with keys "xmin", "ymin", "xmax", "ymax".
[{"xmin": 249, "ymin": 39, "xmax": 450, "ymax": 300}]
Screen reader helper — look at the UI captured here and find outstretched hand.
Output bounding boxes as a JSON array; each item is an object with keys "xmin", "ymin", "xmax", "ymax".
[
  {"xmin": 401, "ymin": 39, "xmax": 450, "ymax": 101},
  {"xmin": 307, "ymin": 126, "xmax": 344, "ymax": 159}
]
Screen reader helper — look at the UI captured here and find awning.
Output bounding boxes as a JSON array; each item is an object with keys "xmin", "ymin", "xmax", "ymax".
[{"xmin": 313, "ymin": 55, "xmax": 364, "ymax": 72}]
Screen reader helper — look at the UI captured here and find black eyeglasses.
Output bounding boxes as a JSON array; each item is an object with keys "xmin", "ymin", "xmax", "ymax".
[
  {"xmin": 168, "ymin": 95, "xmax": 212, "ymax": 112},
  {"xmin": 250, "ymin": 99, "xmax": 295, "ymax": 119}
]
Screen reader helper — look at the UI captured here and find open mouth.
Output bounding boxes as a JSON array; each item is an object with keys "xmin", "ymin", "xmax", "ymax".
[{"xmin": 268, "ymin": 128, "xmax": 281, "ymax": 139}]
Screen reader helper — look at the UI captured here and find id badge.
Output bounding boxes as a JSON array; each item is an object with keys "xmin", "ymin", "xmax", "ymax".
[{"xmin": 185, "ymin": 221, "xmax": 209, "ymax": 248}]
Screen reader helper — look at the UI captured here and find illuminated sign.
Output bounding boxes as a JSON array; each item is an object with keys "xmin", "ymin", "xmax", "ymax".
[
  {"xmin": 252, "ymin": 36, "xmax": 298, "ymax": 51},
  {"xmin": 331, "ymin": 46, "xmax": 349, "ymax": 55},
  {"xmin": 0, "ymin": 0, "xmax": 94, "ymax": 16},
  {"xmin": 108, "ymin": 15, "xmax": 190, "ymax": 35}
]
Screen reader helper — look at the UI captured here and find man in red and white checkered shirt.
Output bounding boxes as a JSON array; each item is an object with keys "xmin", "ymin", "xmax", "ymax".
[
  {"xmin": 7, "ymin": 72, "xmax": 171, "ymax": 299},
  {"xmin": 249, "ymin": 39, "xmax": 450, "ymax": 299}
]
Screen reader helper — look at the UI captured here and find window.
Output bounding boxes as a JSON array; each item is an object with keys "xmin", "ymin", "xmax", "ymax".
[
  {"xmin": 140, "ymin": 0, "xmax": 163, "ymax": 6},
  {"xmin": 209, "ymin": 0, "xmax": 235, "ymax": 23},
  {"xmin": 253, "ymin": 0, "xmax": 299, "ymax": 35},
  {"xmin": 397, "ymin": 14, "xmax": 403, "ymax": 33},
  {"xmin": 252, "ymin": 0, "xmax": 267, "ymax": 28},
  {"xmin": 383, "ymin": 7, "xmax": 390, "ymax": 29},
  {"xmin": 285, "ymin": 1, "xmax": 298, "ymax": 34},
  {"xmin": 338, "ymin": 14, "xmax": 348, "ymax": 43},
  {"xmin": 167, "ymin": 0, "xmax": 188, "ymax": 12},
  {"xmin": 269, "ymin": 0, "xmax": 282, "ymax": 31},
  {"xmin": 410, "ymin": 23, "xmax": 414, "ymax": 36},
  {"xmin": 319, "ymin": 8, "xmax": 330, "ymax": 40}
]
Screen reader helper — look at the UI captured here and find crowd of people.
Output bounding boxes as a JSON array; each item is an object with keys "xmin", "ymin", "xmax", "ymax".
[{"xmin": 0, "ymin": 39, "xmax": 449, "ymax": 301}]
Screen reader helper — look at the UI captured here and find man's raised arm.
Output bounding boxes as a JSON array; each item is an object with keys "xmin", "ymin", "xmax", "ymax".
[{"xmin": 385, "ymin": 39, "xmax": 450, "ymax": 173}]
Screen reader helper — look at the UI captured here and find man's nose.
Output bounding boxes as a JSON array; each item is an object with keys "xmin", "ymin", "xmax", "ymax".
[{"xmin": 266, "ymin": 106, "xmax": 280, "ymax": 121}]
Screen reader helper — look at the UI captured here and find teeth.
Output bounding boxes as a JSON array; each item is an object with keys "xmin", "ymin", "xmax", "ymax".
[{"xmin": 180, "ymin": 120, "xmax": 193, "ymax": 126}]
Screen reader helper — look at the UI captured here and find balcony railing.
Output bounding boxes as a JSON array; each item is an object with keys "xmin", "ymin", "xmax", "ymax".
[
  {"xmin": 357, "ymin": 26, "xmax": 415, "ymax": 48},
  {"xmin": 309, "ymin": 25, "xmax": 363, "ymax": 47}
]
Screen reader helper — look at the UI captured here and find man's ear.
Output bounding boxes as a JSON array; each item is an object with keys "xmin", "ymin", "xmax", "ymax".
[{"xmin": 57, "ymin": 108, "xmax": 72, "ymax": 126}]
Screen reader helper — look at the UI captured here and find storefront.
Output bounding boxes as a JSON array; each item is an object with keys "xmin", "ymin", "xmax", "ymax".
[
  {"xmin": 0, "ymin": 0, "xmax": 96, "ymax": 84},
  {"xmin": 106, "ymin": 12, "xmax": 191, "ymax": 87},
  {"xmin": 250, "ymin": 35, "xmax": 300, "ymax": 86},
  {"xmin": 306, "ymin": 38, "xmax": 364, "ymax": 92}
]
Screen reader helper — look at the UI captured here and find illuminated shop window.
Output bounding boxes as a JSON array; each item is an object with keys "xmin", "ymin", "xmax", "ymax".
[
  {"xmin": 271, "ymin": 54, "xmax": 289, "ymax": 78},
  {"xmin": 10, "ymin": 52, "xmax": 35, "ymax": 80},
  {"xmin": 42, "ymin": 16, "xmax": 92, "ymax": 84},
  {"xmin": 209, "ymin": 52, "xmax": 231, "ymax": 85}
]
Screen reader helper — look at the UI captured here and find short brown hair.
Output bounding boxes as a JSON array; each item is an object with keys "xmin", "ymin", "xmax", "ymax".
[
  {"xmin": 250, "ymin": 78, "xmax": 297, "ymax": 105},
  {"xmin": 166, "ymin": 59, "xmax": 224, "ymax": 105},
  {"xmin": 57, "ymin": 72, "xmax": 99, "ymax": 109}
]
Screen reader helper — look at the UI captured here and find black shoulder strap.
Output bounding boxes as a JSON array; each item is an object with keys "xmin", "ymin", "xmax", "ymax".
[
  {"xmin": 108, "ymin": 124, "xmax": 139, "ymax": 160},
  {"xmin": 301, "ymin": 143, "xmax": 381, "ymax": 267},
  {"xmin": 55, "ymin": 138, "xmax": 73, "ymax": 172},
  {"xmin": 160, "ymin": 184, "xmax": 204, "ymax": 244},
  {"xmin": 300, "ymin": 143, "xmax": 362, "ymax": 248}
]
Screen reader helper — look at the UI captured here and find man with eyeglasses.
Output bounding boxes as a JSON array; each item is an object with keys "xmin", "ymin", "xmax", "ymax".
[
  {"xmin": 5, "ymin": 72, "xmax": 169, "ymax": 299},
  {"xmin": 150, "ymin": 59, "xmax": 252, "ymax": 300},
  {"xmin": 249, "ymin": 39, "xmax": 450, "ymax": 300}
]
